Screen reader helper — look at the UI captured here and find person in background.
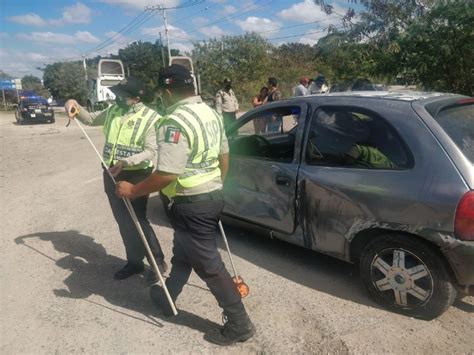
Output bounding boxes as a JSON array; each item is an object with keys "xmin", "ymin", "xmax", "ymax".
[
  {"xmin": 215, "ymin": 78, "xmax": 239, "ymax": 132},
  {"xmin": 294, "ymin": 76, "xmax": 309, "ymax": 97},
  {"xmin": 252, "ymin": 86, "xmax": 268, "ymax": 133},
  {"xmin": 264, "ymin": 77, "xmax": 283, "ymax": 132},
  {"xmin": 309, "ymin": 73, "xmax": 329, "ymax": 94}
]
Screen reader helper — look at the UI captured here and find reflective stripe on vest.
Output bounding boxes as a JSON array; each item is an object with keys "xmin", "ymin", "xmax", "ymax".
[
  {"xmin": 162, "ymin": 102, "xmax": 223, "ymax": 196},
  {"xmin": 102, "ymin": 105, "xmax": 160, "ymax": 170}
]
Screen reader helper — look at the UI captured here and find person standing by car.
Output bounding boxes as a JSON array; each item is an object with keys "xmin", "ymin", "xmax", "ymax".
[
  {"xmin": 215, "ymin": 78, "xmax": 239, "ymax": 132},
  {"xmin": 264, "ymin": 77, "xmax": 283, "ymax": 132},
  {"xmin": 64, "ymin": 76, "xmax": 167, "ymax": 282},
  {"xmin": 252, "ymin": 86, "xmax": 268, "ymax": 133},
  {"xmin": 294, "ymin": 76, "xmax": 309, "ymax": 97},
  {"xmin": 116, "ymin": 64, "xmax": 255, "ymax": 346}
]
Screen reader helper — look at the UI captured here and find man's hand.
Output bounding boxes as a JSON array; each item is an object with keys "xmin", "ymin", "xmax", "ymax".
[
  {"xmin": 64, "ymin": 99, "xmax": 80, "ymax": 118},
  {"xmin": 109, "ymin": 161, "xmax": 126, "ymax": 177},
  {"xmin": 116, "ymin": 181, "xmax": 135, "ymax": 199}
]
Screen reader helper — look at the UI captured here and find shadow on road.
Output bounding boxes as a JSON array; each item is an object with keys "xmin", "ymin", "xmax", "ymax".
[{"xmin": 14, "ymin": 231, "xmax": 220, "ymax": 334}]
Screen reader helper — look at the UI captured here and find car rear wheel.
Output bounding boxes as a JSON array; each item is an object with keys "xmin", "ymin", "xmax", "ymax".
[{"xmin": 360, "ymin": 234, "xmax": 457, "ymax": 319}]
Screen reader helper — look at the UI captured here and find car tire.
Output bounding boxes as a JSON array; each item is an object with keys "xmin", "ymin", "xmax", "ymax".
[{"xmin": 359, "ymin": 234, "xmax": 457, "ymax": 320}]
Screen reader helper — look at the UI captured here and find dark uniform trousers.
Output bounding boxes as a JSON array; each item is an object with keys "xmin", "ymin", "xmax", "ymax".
[
  {"xmin": 165, "ymin": 193, "xmax": 242, "ymax": 308},
  {"xmin": 103, "ymin": 167, "xmax": 165, "ymax": 267},
  {"xmin": 222, "ymin": 112, "xmax": 237, "ymax": 136}
]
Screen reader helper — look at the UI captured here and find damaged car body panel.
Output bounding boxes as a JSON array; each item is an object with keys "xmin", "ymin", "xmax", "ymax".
[{"xmin": 223, "ymin": 92, "xmax": 474, "ymax": 318}]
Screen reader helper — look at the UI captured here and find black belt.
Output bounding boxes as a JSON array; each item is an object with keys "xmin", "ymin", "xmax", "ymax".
[{"xmin": 172, "ymin": 190, "xmax": 223, "ymax": 204}]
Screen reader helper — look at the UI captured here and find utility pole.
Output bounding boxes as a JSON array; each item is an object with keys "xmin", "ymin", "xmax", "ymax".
[
  {"xmin": 145, "ymin": 5, "xmax": 172, "ymax": 65},
  {"xmin": 162, "ymin": 7, "xmax": 172, "ymax": 65},
  {"xmin": 159, "ymin": 32, "xmax": 166, "ymax": 67}
]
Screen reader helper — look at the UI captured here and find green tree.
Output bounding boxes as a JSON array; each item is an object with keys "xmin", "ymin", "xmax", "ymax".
[
  {"xmin": 43, "ymin": 61, "xmax": 87, "ymax": 104},
  {"xmin": 193, "ymin": 33, "xmax": 273, "ymax": 108},
  {"xmin": 117, "ymin": 41, "xmax": 176, "ymax": 95},
  {"xmin": 21, "ymin": 75, "xmax": 49, "ymax": 97}
]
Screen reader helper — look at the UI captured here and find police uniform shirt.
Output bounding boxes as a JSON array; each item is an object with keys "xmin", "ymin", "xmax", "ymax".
[
  {"xmin": 155, "ymin": 96, "xmax": 229, "ymax": 196},
  {"xmin": 77, "ymin": 102, "xmax": 159, "ymax": 167}
]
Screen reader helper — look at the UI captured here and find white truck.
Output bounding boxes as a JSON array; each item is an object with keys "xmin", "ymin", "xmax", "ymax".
[{"xmin": 86, "ymin": 59, "xmax": 125, "ymax": 111}]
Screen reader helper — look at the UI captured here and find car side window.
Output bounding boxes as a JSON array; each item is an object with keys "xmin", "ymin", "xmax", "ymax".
[
  {"xmin": 306, "ymin": 107, "xmax": 412, "ymax": 169},
  {"xmin": 229, "ymin": 106, "xmax": 301, "ymax": 163}
]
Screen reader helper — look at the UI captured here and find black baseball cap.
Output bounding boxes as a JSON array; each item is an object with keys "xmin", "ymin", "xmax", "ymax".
[
  {"xmin": 110, "ymin": 76, "xmax": 146, "ymax": 98},
  {"xmin": 158, "ymin": 64, "xmax": 194, "ymax": 89}
]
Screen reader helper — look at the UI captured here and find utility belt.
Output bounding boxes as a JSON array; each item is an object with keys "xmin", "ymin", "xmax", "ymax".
[{"xmin": 171, "ymin": 189, "xmax": 223, "ymax": 205}]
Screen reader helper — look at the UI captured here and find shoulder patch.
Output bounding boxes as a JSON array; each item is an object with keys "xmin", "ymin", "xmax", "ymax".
[{"xmin": 164, "ymin": 126, "xmax": 181, "ymax": 144}]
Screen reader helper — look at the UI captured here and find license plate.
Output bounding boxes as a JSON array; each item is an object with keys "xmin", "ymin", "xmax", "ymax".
[{"xmin": 30, "ymin": 114, "xmax": 36, "ymax": 118}]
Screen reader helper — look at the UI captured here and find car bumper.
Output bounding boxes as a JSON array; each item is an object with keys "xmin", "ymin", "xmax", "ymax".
[
  {"xmin": 21, "ymin": 113, "xmax": 54, "ymax": 121},
  {"xmin": 444, "ymin": 241, "xmax": 474, "ymax": 288}
]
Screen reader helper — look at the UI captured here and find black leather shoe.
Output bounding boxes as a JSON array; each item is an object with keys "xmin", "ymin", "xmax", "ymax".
[
  {"xmin": 150, "ymin": 284, "xmax": 176, "ymax": 317},
  {"xmin": 113, "ymin": 263, "xmax": 145, "ymax": 280}
]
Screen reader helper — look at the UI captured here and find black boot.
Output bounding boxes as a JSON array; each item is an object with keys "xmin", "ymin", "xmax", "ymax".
[
  {"xmin": 150, "ymin": 284, "xmax": 176, "ymax": 317},
  {"xmin": 113, "ymin": 263, "xmax": 145, "ymax": 280},
  {"xmin": 204, "ymin": 303, "xmax": 255, "ymax": 346}
]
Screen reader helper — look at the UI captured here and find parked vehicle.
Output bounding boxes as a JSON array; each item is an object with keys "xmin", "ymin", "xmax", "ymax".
[
  {"xmin": 223, "ymin": 92, "xmax": 474, "ymax": 319},
  {"xmin": 86, "ymin": 59, "xmax": 125, "ymax": 112},
  {"xmin": 15, "ymin": 96, "xmax": 55, "ymax": 124}
]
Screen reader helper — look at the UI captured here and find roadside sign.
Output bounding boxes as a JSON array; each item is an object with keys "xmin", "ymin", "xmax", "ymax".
[
  {"xmin": 14, "ymin": 79, "xmax": 22, "ymax": 90},
  {"xmin": 0, "ymin": 79, "xmax": 16, "ymax": 90}
]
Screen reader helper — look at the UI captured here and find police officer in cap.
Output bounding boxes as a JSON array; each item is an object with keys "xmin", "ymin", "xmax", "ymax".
[
  {"xmin": 116, "ymin": 64, "xmax": 255, "ymax": 346},
  {"xmin": 65, "ymin": 76, "xmax": 167, "ymax": 282}
]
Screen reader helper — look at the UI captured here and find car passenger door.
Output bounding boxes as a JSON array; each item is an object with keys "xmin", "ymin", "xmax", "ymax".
[{"xmin": 223, "ymin": 103, "xmax": 308, "ymax": 234}]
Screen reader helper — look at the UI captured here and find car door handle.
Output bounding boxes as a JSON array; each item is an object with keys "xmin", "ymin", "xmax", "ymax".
[{"xmin": 275, "ymin": 176, "xmax": 291, "ymax": 187}]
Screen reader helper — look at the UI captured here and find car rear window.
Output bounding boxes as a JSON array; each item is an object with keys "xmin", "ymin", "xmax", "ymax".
[
  {"xmin": 431, "ymin": 102, "xmax": 474, "ymax": 163},
  {"xmin": 24, "ymin": 98, "xmax": 48, "ymax": 105}
]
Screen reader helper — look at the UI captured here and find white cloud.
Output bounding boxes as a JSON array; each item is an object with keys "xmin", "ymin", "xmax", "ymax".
[
  {"xmin": 192, "ymin": 17, "xmax": 209, "ymax": 27},
  {"xmin": 220, "ymin": 5, "xmax": 237, "ymax": 15},
  {"xmin": 199, "ymin": 25, "xmax": 226, "ymax": 38},
  {"xmin": 100, "ymin": 0, "xmax": 179, "ymax": 10},
  {"xmin": 8, "ymin": 2, "xmax": 93, "ymax": 27},
  {"xmin": 142, "ymin": 25, "xmax": 191, "ymax": 41},
  {"xmin": 51, "ymin": 2, "xmax": 93, "ymax": 25},
  {"xmin": 0, "ymin": 47, "xmax": 82, "ymax": 77},
  {"xmin": 172, "ymin": 42, "xmax": 192, "ymax": 54},
  {"xmin": 9, "ymin": 13, "xmax": 47, "ymax": 26},
  {"xmin": 278, "ymin": 0, "xmax": 342, "ymax": 25},
  {"xmin": 16, "ymin": 31, "xmax": 100, "ymax": 44},
  {"xmin": 299, "ymin": 29, "xmax": 328, "ymax": 45},
  {"xmin": 235, "ymin": 17, "xmax": 281, "ymax": 33}
]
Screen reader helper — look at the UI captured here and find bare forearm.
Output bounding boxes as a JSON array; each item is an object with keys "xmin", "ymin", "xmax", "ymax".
[{"xmin": 131, "ymin": 172, "xmax": 177, "ymax": 197}]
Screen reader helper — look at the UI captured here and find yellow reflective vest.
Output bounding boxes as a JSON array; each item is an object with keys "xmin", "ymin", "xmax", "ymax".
[
  {"xmin": 162, "ymin": 101, "xmax": 224, "ymax": 197},
  {"xmin": 102, "ymin": 104, "xmax": 160, "ymax": 170}
]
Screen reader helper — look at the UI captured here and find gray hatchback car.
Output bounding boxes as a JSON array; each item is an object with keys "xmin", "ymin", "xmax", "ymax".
[{"xmin": 222, "ymin": 92, "xmax": 473, "ymax": 319}]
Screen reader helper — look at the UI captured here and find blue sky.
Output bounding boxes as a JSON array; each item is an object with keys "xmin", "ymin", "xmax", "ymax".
[{"xmin": 0, "ymin": 0, "xmax": 362, "ymax": 78}]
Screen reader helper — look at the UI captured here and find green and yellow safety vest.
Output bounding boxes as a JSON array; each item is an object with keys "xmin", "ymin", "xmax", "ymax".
[
  {"xmin": 162, "ymin": 102, "xmax": 224, "ymax": 197},
  {"xmin": 102, "ymin": 104, "xmax": 160, "ymax": 170}
]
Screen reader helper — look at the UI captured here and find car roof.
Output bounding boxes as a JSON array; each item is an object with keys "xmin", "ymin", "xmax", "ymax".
[{"xmin": 305, "ymin": 91, "xmax": 460, "ymax": 102}]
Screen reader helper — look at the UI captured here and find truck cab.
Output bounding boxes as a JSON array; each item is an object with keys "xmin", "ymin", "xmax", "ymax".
[{"xmin": 87, "ymin": 59, "xmax": 125, "ymax": 111}]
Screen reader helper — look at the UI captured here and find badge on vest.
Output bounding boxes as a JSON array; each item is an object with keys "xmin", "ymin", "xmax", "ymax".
[{"xmin": 165, "ymin": 127, "xmax": 181, "ymax": 144}]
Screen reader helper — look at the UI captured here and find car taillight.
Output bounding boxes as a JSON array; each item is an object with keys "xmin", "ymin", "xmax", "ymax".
[{"xmin": 455, "ymin": 191, "xmax": 474, "ymax": 241}]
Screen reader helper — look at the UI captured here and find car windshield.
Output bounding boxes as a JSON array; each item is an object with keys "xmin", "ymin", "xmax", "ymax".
[
  {"xmin": 430, "ymin": 101, "xmax": 474, "ymax": 164},
  {"xmin": 24, "ymin": 98, "xmax": 48, "ymax": 105}
]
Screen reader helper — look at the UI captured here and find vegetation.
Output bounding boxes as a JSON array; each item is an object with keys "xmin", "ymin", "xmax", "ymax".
[{"xmin": 24, "ymin": 0, "xmax": 472, "ymax": 106}]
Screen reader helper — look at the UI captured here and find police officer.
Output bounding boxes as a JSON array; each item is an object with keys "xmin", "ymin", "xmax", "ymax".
[
  {"xmin": 116, "ymin": 65, "xmax": 255, "ymax": 346},
  {"xmin": 215, "ymin": 78, "xmax": 239, "ymax": 132},
  {"xmin": 65, "ymin": 76, "xmax": 167, "ymax": 281}
]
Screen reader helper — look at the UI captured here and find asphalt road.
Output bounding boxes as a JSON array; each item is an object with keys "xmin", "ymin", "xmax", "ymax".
[{"xmin": 1, "ymin": 110, "xmax": 473, "ymax": 353}]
